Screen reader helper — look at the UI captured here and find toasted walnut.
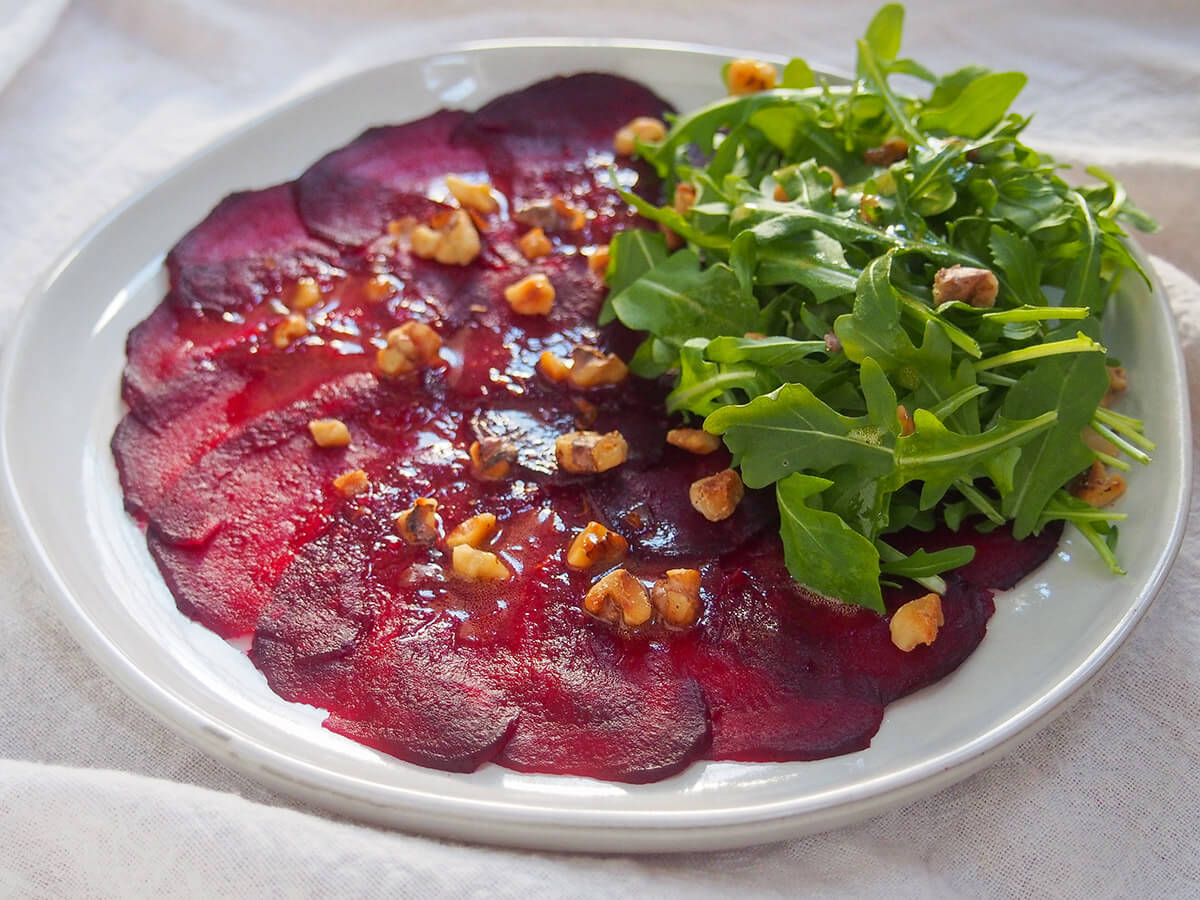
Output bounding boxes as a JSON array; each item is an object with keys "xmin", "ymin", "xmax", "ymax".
[
  {"xmin": 674, "ymin": 183, "xmax": 697, "ymax": 216},
  {"xmin": 588, "ymin": 245, "xmax": 610, "ymax": 278},
  {"xmin": 272, "ymin": 312, "xmax": 309, "ymax": 349},
  {"xmin": 469, "ymin": 438, "xmax": 517, "ymax": 481},
  {"xmin": 537, "ymin": 350, "xmax": 570, "ymax": 382},
  {"xmin": 551, "ymin": 197, "xmax": 586, "ymax": 231},
  {"xmin": 661, "ymin": 221, "xmax": 684, "ymax": 251},
  {"xmin": 395, "ymin": 498, "xmax": 440, "ymax": 545},
  {"xmin": 444, "ymin": 175, "xmax": 499, "ymax": 214},
  {"xmin": 567, "ymin": 346, "xmax": 628, "ymax": 388},
  {"xmin": 377, "ymin": 321, "xmax": 442, "ymax": 376},
  {"xmin": 452, "ymin": 544, "xmax": 511, "ymax": 582},
  {"xmin": 863, "ymin": 137, "xmax": 910, "ymax": 167},
  {"xmin": 859, "ymin": 194, "xmax": 883, "ymax": 225},
  {"xmin": 897, "ymin": 404, "xmax": 915, "ymax": 437},
  {"xmin": 689, "ymin": 468, "xmax": 744, "ymax": 522},
  {"xmin": 932, "ymin": 265, "xmax": 999, "ymax": 308},
  {"xmin": 1070, "ymin": 461, "xmax": 1127, "ymax": 508},
  {"xmin": 410, "ymin": 208, "xmax": 481, "ymax": 266},
  {"xmin": 289, "ymin": 276, "xmax": 322, "ymax": 311},
  {"xmin": 308, "ymin": 418, "xmax": 351, "ymax": 448},
  {"xmin": 567, "ymin": 521, "xmax": 629, "ymax": 571},
  {"xmin": 504, "ymin": 273, "xmax": 556, "ymax": 315},
  {"xmin": 445, "ymin": 512, "xmax": 498, "ymax": 549},
  {"xmin": 555, "ymin": 430, "xmax": 628, "ymax": 474},
  {"xmin": 824, "ymin": 331, "xmax": 842, "ymax": 354},
  {"xmin": 518, "ymin": 227, "xmax": 553, "ymax": 260},
  {"xmin": 651, "ymin": 568, "xmax": 703, "ymax": 628},
  {"xmin": 512, "ymin": 198, "xmax": 578, "ymax": 231},
  {"xmin": 613, "ymin": 117, "xmax": 667, "ymax": 156},
  {"xmin": 725, "ymin": 58, "xmax": 777, "ymax": 95},
  {"xmin": 890, "ymin": 592, "xmax": 944, "ymax": 652},
  {"xmin": 333, "ymin": 469, "xmax": 370, "ymax": 497},
  {"xmin": 363, "ymin": 274, "xmax": 396, "ymax": 301},
  {"xmin": 1103, "ymin": 365, "xmax": 1129, "ymax": 407},
  {"xmin": 386, "ymin": 217, "xmax": 416, "ymax": 238},
  {"xmin": 773, "ymin": 183, "xmax": 789, "ymax": 202},
  {"xmin": 666, "ymin": 428, "xmax": 720, "ymax": 455},
  {"xmin": 583, "ymin": 569, "xmax": 652, "ymax": 627}
]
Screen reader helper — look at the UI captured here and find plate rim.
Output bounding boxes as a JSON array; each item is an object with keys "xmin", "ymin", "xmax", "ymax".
[{"xmin": 0, "ymin": 37, "xmax": 1191, "ymax": 850}]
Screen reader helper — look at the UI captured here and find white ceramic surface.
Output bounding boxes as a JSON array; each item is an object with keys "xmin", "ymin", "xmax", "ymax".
[{"xmin": 0, "ymin": 41, "xmax": 1190, "ymax": 853}]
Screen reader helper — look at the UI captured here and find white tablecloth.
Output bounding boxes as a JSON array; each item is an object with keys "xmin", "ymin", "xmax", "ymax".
[{"xmin": 2, "ymin": 1, "xmax": 1197, "ymax": 896}]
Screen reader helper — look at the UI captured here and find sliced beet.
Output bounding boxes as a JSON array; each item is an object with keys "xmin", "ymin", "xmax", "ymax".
[
  {"xmin": 116, "ymin": 73, "xmax": 1060, "ymax": 782},
  {"xmin": 888, "ymin": 519, "xmax": 1064, "ymax": 590}
]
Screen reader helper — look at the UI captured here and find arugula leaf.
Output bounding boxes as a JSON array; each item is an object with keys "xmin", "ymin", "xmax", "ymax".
[
  {"xmin": 877, "ymin": 543, "xmax": 975, "ymax": 578},
  {"xmin": 777, "ymin": 474, "xmax": 885, "ymax": 612},
  {"xmin": 600, "ymin": 229, "xmax": 669, "ymax": 324},
  {"xmin": 918, "ymin": 72, "xmax": 1026, "ymax": 137}
]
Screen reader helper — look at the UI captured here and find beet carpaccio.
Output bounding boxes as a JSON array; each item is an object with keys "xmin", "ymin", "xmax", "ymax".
[{"xmin": 113, "ymin": 74, "xmax": 1059, "ymax": 782}]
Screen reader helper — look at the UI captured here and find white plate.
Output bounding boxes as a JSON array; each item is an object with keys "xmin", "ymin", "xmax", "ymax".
[{"xmin": 0, "ymin": 41, "xmax": 1190, "ymax": 853}]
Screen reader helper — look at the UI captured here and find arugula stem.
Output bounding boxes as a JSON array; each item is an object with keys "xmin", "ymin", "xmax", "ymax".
[
  {"xmin": 954, "ymin": 478, "xmax": 1006, "ymax": 525},
  {"xmin": 982, "ymin": 306, "xmax": 1091, "ymax": 323},
  {"xmin": 1090, "ymin": 423, "xmax": 1152, "ymax": 465},
  {"xmin": 1070, "ymin": 520, "xmax": 1126, "ymax": 575},
  {"xmin": 973, "ymin": 335, "xmax": 1105, "ymax": 372},
  {"xmin": 1093, "ymin": 450, "xmax": 1131, "ymax": 472},
  {"xmin": 929, "ymin": 385, "xmax": 988, "ymax": 421},
  {"xmin": 900, "ymin": 295, "xmax": 981, "ymax": 357},
  {"xmin": 875, "ymin": 540, "xmax": 947, "ymax": 594},
  {"xmin": 1094, "ymin": 407, "xmax": 1155, "ymax": 450},
  {"xmin": 978, "ymin": 372, "xmax": 1018, "ymax": 387}
]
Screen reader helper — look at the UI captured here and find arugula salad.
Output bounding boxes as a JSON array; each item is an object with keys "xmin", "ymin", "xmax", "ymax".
[{"xmin": 604, "ymin": 3, "xmax": 1158, "ymax": 612}]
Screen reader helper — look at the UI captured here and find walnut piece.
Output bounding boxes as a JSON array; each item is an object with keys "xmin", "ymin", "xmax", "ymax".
[
  {"xmin": 537, "ymin": 350, "xmax": 570, "ymax": 382},
  {"xmin": 863, "ymin": 137, "xmax": 910, "ymax": 167},
  {"xmin": 308, "ymin": 418, "xmax": 351, "ymax": 448},
  {"xmin": 566, "ymin": 521, "xmax": 629, "ymax": 571},
  {"xmin": 673, "ymin": 183, "xmax": 697, "ymax": 216},
  {"xmin": 890, "ymin": 592, "xmax": 944, "ymax": 652},
  {"xmin": 272, "ymin": 312, "xmax": 308, "ymax": 349},
  {"xmin": 1070, "ymin": 461, "xmax": 1127, "ymax": 508},
  {"xmin": 666, "ymin": 428, "xmax": 721, "ymax": 455},
  {"xmin": 363, "ymin": 273, "xmax": 396, "ymax": 302},
  {"xmin": 567, "ymin": 346, "xmax": 628, "ymax": 388},
  {"xmin": 583, "ymin": 569, "xmax": 653, "ymax": 627},
  {"xmin": 409, "ymin": 208, "xmax": 481, "ymax": 266},
  {"xmin": 504, "ymin": 273, "xmax": 556, "ymax": 316},
  {"xmin": 394, "ymin": 498, "xmax": 441, "ymax": 546},
  {"xmin": 333, "ymin": 469, "xmax": 369, "ymax": 497},
  {"xmin": 288, "ymin": 276, "xmax": 322, "ymax": 311},
  {"xmin": 932, "ymin": 265, "xmax": 1000, "ymax": 308},
  {"xmin": 469, "ymin": 438, "xmax": 517, "ymax": 481},
  {"xmin": 725, "ymin": 58, "xmax": 777, "ymax": 95},
  {"xmin": 689, "ymin": 468, "xmax": 744, "ymax": 522},
  {"xmin": 588, "ymin": 245, "xmax": 610, "ymax": 278},
  {"xmin": 517, "ymin": 227, "xmax": 552, "ymax": 260},
  {"xmin": 555, "ymin": 430, "xmax": 628, "ymax": 474},
  {"xmin": 613, "ymin": 117, "xmax": 667, "ymax": 156},
  {"xmin": 651, "ymin": 568, "xmax": 703, "ymax": 628},
  {"xmin": 376, "ymin": 321, "xmax": 442, "ymax": 377},
  {"xmin": 452, "ymin": 544, "xmax": 511, "ymax": 582},
  {"xmin": 444, "ymin": 175, "xmax": 499, "ymax": 214},
  {"xmin": 445, "ymin": 512, "xmax": 498, "ymax": 549}
]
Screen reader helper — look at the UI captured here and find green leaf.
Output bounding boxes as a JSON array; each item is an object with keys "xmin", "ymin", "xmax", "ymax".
[
  {"xmin": 705, "ymin": 335, "xmax": 827, "ymax": 367},
  {"xmin": 612, "ymin": 250, "xmax": 760, "ymax": 345},
  {"xmin": 988, "ymin": 225, "xmax": 1047, "ymax": 306},
  {"xmin": 777, "ymin": 474, "xmax": 885, "ymax": 612},
  {"xmin": 877, "ymin": 543, "xmax": 976, "ymax": 578},
  {"xmin": 781, "ymin": 58, "xmax": 815, "ymax": 89},
  {"xmin": 600, "ymin": 229, "xmax": 669, "ymax": 324},
  {"xmin": 863, "ymin": 3, "xmax": 905, "ymax": 63},
  {"xmin": 666, "ymin": 341, "xmax": 778, "ymax": 416},
  {"xmin": 1064, "ymin": 191, "xmax": 1104, "ymax": 313},
  {"xmin": 918, "ymin": 72, "xmax": 1026, "ymax": 138},
  {"xmin": 706, "ymin": 382, "xmax": 895, "ymax": 488}
]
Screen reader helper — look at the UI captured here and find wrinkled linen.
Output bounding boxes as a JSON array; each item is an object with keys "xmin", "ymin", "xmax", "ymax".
[{"xmin": 1, "ymin": 1, "xmax": 1198, "ymax": 897}]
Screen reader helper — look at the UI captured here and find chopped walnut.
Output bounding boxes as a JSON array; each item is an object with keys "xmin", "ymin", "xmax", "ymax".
[
  {"xmin": 890, "ymin": 592, "xmax": 944, "ymax": 652},
  {"xmin": 512, "ymin": 198, "xmax": 581, "ymax": 232},
  {"xmin": 651, "ymin": 568, "xmax": 703, "ymax": 628},
  {"xmin": 1103, "ymin": 365, "xmax": 1129, "ymax": 407},
  {"xmin": 555, "ymin": 430, "xmax": 629, "ymax": 474},
  {"xmin": 673, "ymin": 183, "xmax": 697, "ymax": 216},
  {"xmin": 897, "ymin": 404, "xmax": 915, "ymax": 437},
  {"xmin": 537, "ymin": 350, "xmax": 570, "ymax": 382},
  {"xmin": 469, "ymin": 437, "xmax": 517, "ymax": 481},
  {"xmin": 566, "ymin": 521, "xmax": 629, "ymax": 571},
  {"xmin": 517, "ymin": 227, "xmax": 553, "ymax": 260},
  {"xmin": 445, "ymin": 512, "xmax": 498, "ymax": 549},
  {"xmin": 395, "ymin": 498, "xmax": 440, "ymax": 546},
  {"xmin": 932, "ymin": 265, "xmax": 999, "ymax": 308},
  {"xmin": 333, "ymin": 469, "xmax": 370, "ymax": 497},
  {"xmin": 725, "ymin": 58, "xmax": 777, "ymax": 95},
  {"xmin": 660, "ymin": 221, "xmax": 684, "ymax": 251},
  {"xmin": 567, "ymin": 346, "xmax": 628, "ymax": 388},
  {"xmin": 863, "ymin": 137, "xmax": 910, "ymax": 167},
  {"xmin": 666, "ymin": 428, "xmax": 721, "ymax": 455},
  {"xmin": 452, "ymin": 544, "xmax": 511, "ymax": 582},
  {"xmin": 289, "ymin": 276, "xmax": 322, "ymax": 311},
  {"xmin": 376, "ymin": 321, "xmax": 442, "ymax": 376},
  {"xmin": 859, "ymin": 194, "xmax": 883, "ymax": 225},
  {"xmin": 504, "ymin": 273, "xmax": 556, "ymax": 316},
  {"xmin": 308, "ymin": 418, "xmax": 351, "ymax": 448},
  {"xmin": 583, "ymin": 569, "xmax": 653, "ymax": 627},
  {"xmin": 588, "ymin": 245, "xmax": 610, "ymax": 278},
  {"xmin": 409, "ymin": 208, "xmax": 481, "ymax": 266},
  {"xmin": 551, "ymin": 197, "xmax": 586, "ymax": 231},
  {"xmin": 363, "ymin": 274, "xmax": 396, "ymax": 302},
  {"xmin": 613, "ymin": 116, "xmax": 667, "ymax": 156},
  {"xmin": 272, "ymin": 312, "xmax": 308, "ymax": 349},
  {"xmin": 773, "ymin": 183, "xmax": 789, "ymax": 202},
  {"xmin": 1070, "ymin": 461, "xmax": 1127, "ymax": 508},
  {"xmin": 444, "ymin": 175, "xmax": 499, "ymax": 214},
  {"xmin": 689, "ymin": 468, "xmax": 744, "ymax": 522},
  {"xmin": 824, "ymin": 331, "xmax": 842, "ymax": 354}
]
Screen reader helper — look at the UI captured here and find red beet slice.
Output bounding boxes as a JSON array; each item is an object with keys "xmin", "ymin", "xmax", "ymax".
[{"xmin": 114, "ymin": 73, "xmax": 1062, "ymax": 783}]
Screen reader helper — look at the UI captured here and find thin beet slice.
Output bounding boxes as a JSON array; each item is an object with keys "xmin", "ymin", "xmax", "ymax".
[{"xmin": 167, "ymin": 183, "xmax": 341, "ymax": 314}]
